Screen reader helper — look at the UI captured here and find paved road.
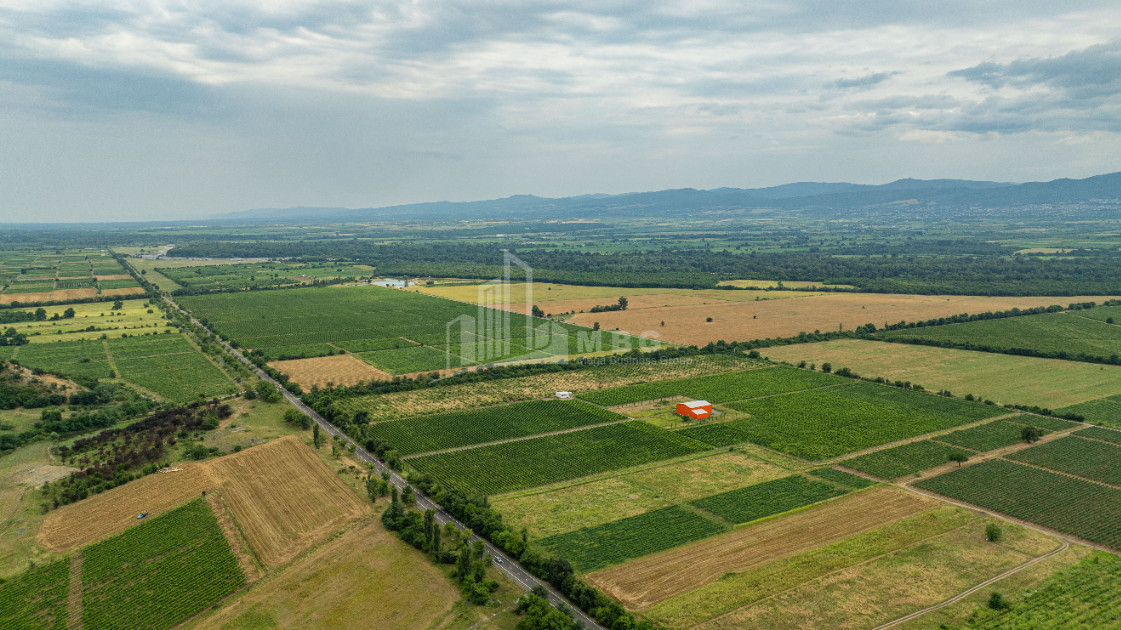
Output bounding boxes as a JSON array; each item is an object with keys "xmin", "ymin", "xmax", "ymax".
[{"xmin": 160, "ymin": 295, "xmax": 604, "ymax": 630}]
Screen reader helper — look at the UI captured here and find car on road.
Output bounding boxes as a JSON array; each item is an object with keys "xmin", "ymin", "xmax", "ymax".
[{"xmin": 493, "ymin": 555, "xmax": 503, "ymax": 564}]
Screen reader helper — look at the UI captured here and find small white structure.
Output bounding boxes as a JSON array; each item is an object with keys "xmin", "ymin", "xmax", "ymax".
[{"xmin": 555, "ymin": 391, "xmax": 574, "ymax": 399}]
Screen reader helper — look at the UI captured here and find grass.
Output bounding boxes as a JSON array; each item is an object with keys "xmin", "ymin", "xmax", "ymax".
[
  {"xmin": 81, "ymin": 499, "xmax": 245, "ymax": 630},
  {"xmin": 1007, "ymin": 435, "xmax": 1121, "ymax": 485},
  {"xmin": 539, "ymin": 505, "xmax": 725, "ymax": 573},
  {"xmin": 762, "ymin": 339, "xmax": 1121, "ymax": 410},
  {"xmin": 935, "ymin": 417, "xmax": 1041, "ymax": 452},
  {"xmin": 0, "ymin": 442, "xmax": 63, "ymax": 579},
  {"xmin": 578, "ymin": 365, "xmax": 842, "ymax": 406},
  {"xmin": 367, "ymin": 399, "xmax": 622, "ymax": 456},
  {"xmin": 842, "ymin": 440, "xmax": 971, "ymax": 479},
  {"xmin": 0, "ymin": 558, "xmax": 69, "ymax": 630},
  {"xmin": 690, "ymin": 475, "xmax": 848, "ymax": 524},
  {"xmin": 916, "ymin": 459, "xmax": 1121, "ymax": 549},
  {"xmin": 408, "ymin": 421, "xmax": 712, "ymax": 496},
  {"xmin": 726, "ymin": 382, "xmax": 1003, "ymax": 460}
]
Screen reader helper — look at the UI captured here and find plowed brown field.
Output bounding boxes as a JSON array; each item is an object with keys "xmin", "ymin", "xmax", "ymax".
[
  {"xmin": 99, "ymin": 287, "xmax": 146, "ymax": 297},
  {"xmin": 587, "ymin": 486, "xmax": 933, "ymax": 610},
  {"xmin": 568, "ymin": 293, "xmax": 1121, "ymax": 346},
  {"xmin": 37, "ymin": 436, "xmax": 366, "ymax": 565},
  {"xmin": 269, "ymin": 354, "xmax": 392, "ymax": 388},
  {"xmin": 0, "ymin": 289, "xmax": 98, "ymax": 305}
]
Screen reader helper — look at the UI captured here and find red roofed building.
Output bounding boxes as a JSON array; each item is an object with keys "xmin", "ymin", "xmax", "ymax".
[{"xmin": 676, "ymin": 400, "xmax": 713, "ymax": 420}]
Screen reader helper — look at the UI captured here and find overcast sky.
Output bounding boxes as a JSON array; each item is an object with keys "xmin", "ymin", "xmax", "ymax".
[{"xmin": 1, "ymin": 1, "xmax": 1119, "ymax": 222}]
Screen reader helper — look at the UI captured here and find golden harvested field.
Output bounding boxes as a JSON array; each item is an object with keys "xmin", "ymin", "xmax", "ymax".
[
  {"xmin": 763, "ymin": 339, "xmax": 1121, "ymax": 409},
  {"xmin": 94, "ymin": 274, "xmax": 133, "ymax": 281},
  {"xmin": 494, "ymin": 445, "xmax": 803, "ymax": 539},
  {"xmin": 192, "ymin": 520, "xmax": 460, "ymax": 630},
  {"xmin": 37, "ymin": 436, "xmax": 365, "ymax": 563},
  {"xmin": 416, "ymin": 281, "xmax": 806, "ymax": 308},
  {"xmin": 0, "ymin": 288, "xmax": 98, "ymax": 304},
  {"xmin": 270, "ymin": 354, "xmax": 392, "ymax": 388},
  {"xmin": 338, "ymin": 354, "xmax": 756, "ymax": 420},
  {"xmin": 37, "ymin": 463, "xmax": 218, "ymax": 552},
  {"xmin": 588, "ymin": 486, "xmax": 933, "ymax": 610},
  {"xmin": 568, "ymin": 293, "xmax": 1121, "ymax": 345},
  {"xmin": 100, "ymin": 286, "xmax": 146, "ymax": 297},
  {"xmin": 208, "ymin": 436, "xmax": 368, "ymax": 567}
]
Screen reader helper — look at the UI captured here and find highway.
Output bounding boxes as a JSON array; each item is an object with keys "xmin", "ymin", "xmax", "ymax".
[{"xmin": 161, "ymin": 295, "xmax": 604, "ymax": 630}]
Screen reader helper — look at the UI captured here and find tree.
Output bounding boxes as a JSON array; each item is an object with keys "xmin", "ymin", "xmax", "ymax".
[
  {"xmin": 988, "ymin": 592, "xmax": 1009, "ymax": 610},
  {"xmin": 62, "ymin": 308, "xmax": 75, "ymax": 319},
  {"xmin": 365, "ymin": 476, "xmax": 378, "ymax": 503},
  {"xmin": 34, "ymin": 308, "xmax": 47, "ymax": 321},
  {"xmin": 985, "ymin": 523, "xmax": 1003, "ymax": 542},
  {"xmin": 402, "ymin": 485, "xmax": 416, "ymax": 506},
  {"xmin": 948, "ymin": 451, "xmax": 969, "ymax": 467},
  {"xmin": 111, "ymin": 299, "xmax": 124, "ymax": 310},
  {"xmin": 313, "ymin": 423, "xmax": 321, "ymax": 448},
  {"xmin": 1022, "ymin": 425, "xmax": 1044, "ymax": 444},
  {"xmin": 432, "ymin": 524, "xmax": 442, "ymax": 560},
  {"xmin": 821, "ymin": 362, "xmax": 832, "ymax": 373},
  {"xmin": 531, "ymin": 305, "xmax": 545, "ymax": 318},
  {"xmin": 593, "ymin": 322, "xmax": 600, "ymax": 331},
  {"xmin": 617, "ymin": 296, "xmax": 628, "ymax": 310}
]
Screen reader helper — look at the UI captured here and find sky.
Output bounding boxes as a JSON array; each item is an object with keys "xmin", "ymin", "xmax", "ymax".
[{"xmin": 1, "ymin": 1, "xmax": 1119, "ymax": 222}]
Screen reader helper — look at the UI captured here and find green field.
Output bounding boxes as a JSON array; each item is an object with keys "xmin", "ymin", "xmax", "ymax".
[
  {"xmin": 81, "ymin": 499, "xmax": 245, "ymax": 630},
  {"xmin": 0, "ymin": 558, "xmax": 69, "ymax": 630},
  {"xmin": 1057, "ymin": 394, "xmax": 1121, "ymax": 427},
  {"xmin": 407, "ymin": 421, "xmax": 712, "ymax": 495},
  {"xmin": 915, "ymin": 459, "xmax": 1121, "ymax": 549},
  {"xmin": 762, "ymin": 339, "xmax": 1121, "ymax": 411},
  {"xmin": 158, "ymin": 261, "xmax": 374, "ymax": 292},
  {"xmin": 11, "ymin": 339, "xmax": 113, "ymax": 381},
  {"xmin": 578, "ymin": 366, "xmax": 843, "ymax": 406},
  {"xmin": 807, "ymin": 467, "xmax": 877, "ymax": 489},
  {"xmin": 1, "ymin": 299, "xmax": 165, "ymax": 344},
  {"xmin": 690, "ymin": 474, "xmax": 848, "ymax": 524},
  {"xmin": 366, "ymin": 399, "xmax": 622, "ymax": 456},
  {"xmin": 966, "ymin": 551, "xmax": 1121, "ymax": 629},
  {"xmin": 725, "ymin": 382, "xmax": 1004, "ymax": 460},
  {"xmin": 1007, "ymin": 436, "xmax": 1121, "ymax": 485},
  {"xmin": 880, "ymin": 310, "xmax": 1121, "ymax": 362},
  {"xmin": 180, "ymin": 285, "xmax": 652, "ymax": 366},
  {"xmin": 538, "ymin": 505, "xmax": 725, "ymax": 573},
  {"xmin": 934, "ymin": 417, "xmax": 1040, "ymax": 452},
  {"xmin": 841, "ymin": 440, "xmax": 968, "ymax": 479},
  {"xmin": 1077, "ymin": 425, "xmax": 1121, "ymax": 444}
]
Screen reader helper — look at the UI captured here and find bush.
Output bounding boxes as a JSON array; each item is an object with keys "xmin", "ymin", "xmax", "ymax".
[
  {"xmin": 985, "ymin": 523, "xmax": 1003, "ymax": 542},
  {"xmin": 988, "ymin": 591, "xmax": 1009, "ymax": 610}
]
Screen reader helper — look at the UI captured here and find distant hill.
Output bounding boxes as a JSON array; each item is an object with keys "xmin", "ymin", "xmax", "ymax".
[{"xmin": 213, "ymin": 172, "xmax": 1120, "ymax": 223}]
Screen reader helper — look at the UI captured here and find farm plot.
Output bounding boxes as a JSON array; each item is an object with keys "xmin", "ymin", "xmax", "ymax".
[
  {"xmin": 368, "ymin": 399, "xmax": 622, "ymax": 456},
  {"xmin": 180, "ymin": 285, "xmax": 650, "ymax": 365},
  {"xmin": 538, "ymin": 505, "xmax": 725, "ymax": 573},
  {"xmin": 1057, "ymin": 393, "xmax": 1121, "ymax": 427},
  {"xmin": 268, "ymin": 353, "xmax": 391, "ymax": 388},
  {"xmin": 966, "ymin": 551, "xmax": 1121, "ymax": 629},
  {"xmin": 879, "ymin": 310, "xmax": 1121, "ymax": 362},
  {"xmin": 915, "ymin": 459, "xmax": 1121, "ymax": 549},
  {"xmin": 408, "ymin": 421, "xmax": 712, "ymax": 496},
  {"xmin": 208, "ymin": 435, "xmax": 368, "ymax": 566},
  {"xmin": 935, "ymin": 417, "xmax": 1040, "ymax": 452},
  {"xmin": 588, "ymin": 487, "xmax": 934, "ymax": 612},
  {"xmin": 762, "ymin": 339, "xmax": 1121, "ymax": 410},
  {"xmin": 1077, "ymin": 425, "xmax": 1121, "ymax": 444},
  {"xmin": 0, "ymin": 558, "xmax": 69, "ymax": 630},
  {"xmin": 808, "ymin": 467, "xmax": 876, "ymax": 489},
  {"xmin": 81, "ymin": 499, "xmax": 245, "ymax": 630},
  {"xmin": 108, "ymin": 334, "xmax": 238, "ymax": 401},
  {"xmin": 7, "ymin": 298, "xmax": 161, "ymax": 343},
  {"xmin": 579, "ymin": 365, "xmax": 843, "ymax": 406},
  {"xmin": 842, "ymin": 440, "xmax": 970, "ymax": 479},
  {"xmin": 11, "ymin": 339, "xmax": 113, "ymax": 381},
  {"xmin": 690, "ymin": 475, "xmax": 848, "ymax": 524},
  {"xmin": 1007, "ymin": 435, "xmax": 1121, "ymax": 485},
  {"xmin": 726, "ymin": 382, "xmax": 1004, "ymax": 460}
]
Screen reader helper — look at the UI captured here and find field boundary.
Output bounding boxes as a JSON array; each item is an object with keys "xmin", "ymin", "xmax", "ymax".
[{"xmin": 399, "ymin": 416, "xmax": 633, "ymax": 459}]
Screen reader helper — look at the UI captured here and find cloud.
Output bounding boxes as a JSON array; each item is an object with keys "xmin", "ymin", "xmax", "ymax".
[
  {"xmin": 832, "ymin": 72, "xmax": 898, "ymax": 90},
  {"xmin": 949, "ymin": 39, "xmax": 1121, "ymax": 99}
]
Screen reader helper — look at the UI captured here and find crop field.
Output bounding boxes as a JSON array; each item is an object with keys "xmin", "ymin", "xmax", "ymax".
[
  {"xmin": 195, "ymin": 520, "xmax": 462, "ymax": 630},
  {"xmin": 935, "ymin": 417, "xmax": 1039, "ymax": 452},
  {"xmin": 0, "ymin": 558, "xmax": 69, "ymax": 630},
  {"xmin": 841, "ymin": 440, "xmax": 970, "ymax": 479},
  {"xmin": 207, "ymin": 435, "xmax": 368, "ymax": 566},
  {"xmin": 690, "ymin": 474, "xmax": 849, "ymax": 524},
  {"xmin": 880, "ymin": 310, "xmax": 1121, "ymax": 361},
  {"xmin": 81, "ymin": 499, "xmax": 245, "ymax": 630},
  {"xmin": 179, "ymin": 285, "xmax": 653, "ymax": 369},
  {"xmin": 726, "ymin": 382, "xmax": 1004, "ymax": 460},
  {"xmin": 965, "ymin": 551, "xmax": 1121, "ymax": 629},
  {"xmin": 416, "ymin": 280, "xmax": 802, "ymax": 307},
  {"xmin": 492, "ymin": 446, "xmax": 801, "ymax": 540},
  {"xmin": 563, "ymin": 293, "xmax": 1120, "ymax": 346},
  {"xmin": 579, "ymin": 365, "xmax": 843, "ymax": 406},
  {"xmin": 1057, "ymin": 393, "xmax": 1121, "ymax": 427},
  {"xmin": 808, "ymin": 467, "xmax": 876, "ymax": 488},
  {"xmin": 539, "ymin": 505, "xmax": 726, "ymax": 573},
  {"xmin": 157, "ymin": 261, "xmax": 374, "ymax": 291},
  {"xmin": 915, "ymin": 459, "xmax": 1121, "ymax": 548},
  {"xmin": 762, "ymin": 339, "xmax": 1121, "ymax": 410},
  {"xmin": 268, "ymin": 353, "xmax": 391, "ymax": 388},
  {"xmin": 3, "ymin": 298, "xmax": 165, "ymax": 344},
  {"xmin": 9, "ymin": 339, "xmax": 113, "ymax": 381},
  {"xmin": 107, "ymin": 334, "xmax": 238, "ymax": 401},
  {"xmin": 1077, "ymin": 425, "xmax": 1121, "ymax": 444},
  {"xmin": 408, "ymin": 421, "xmax": 712, "ymax": 496},
  {"xmin": 368, "ymin": 399, "xmax": 621, "ymax": 456},
  {"xmin": 1007, "ymin": 435, "xmax": 1121, "ymax": 485},
  {"xmin": 588, "ymin": 486, "xmax": 934, "ymax": 611},
  {"xmin": 335, "ymin": 354, "xmax": 754, "ymax": 420}
]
